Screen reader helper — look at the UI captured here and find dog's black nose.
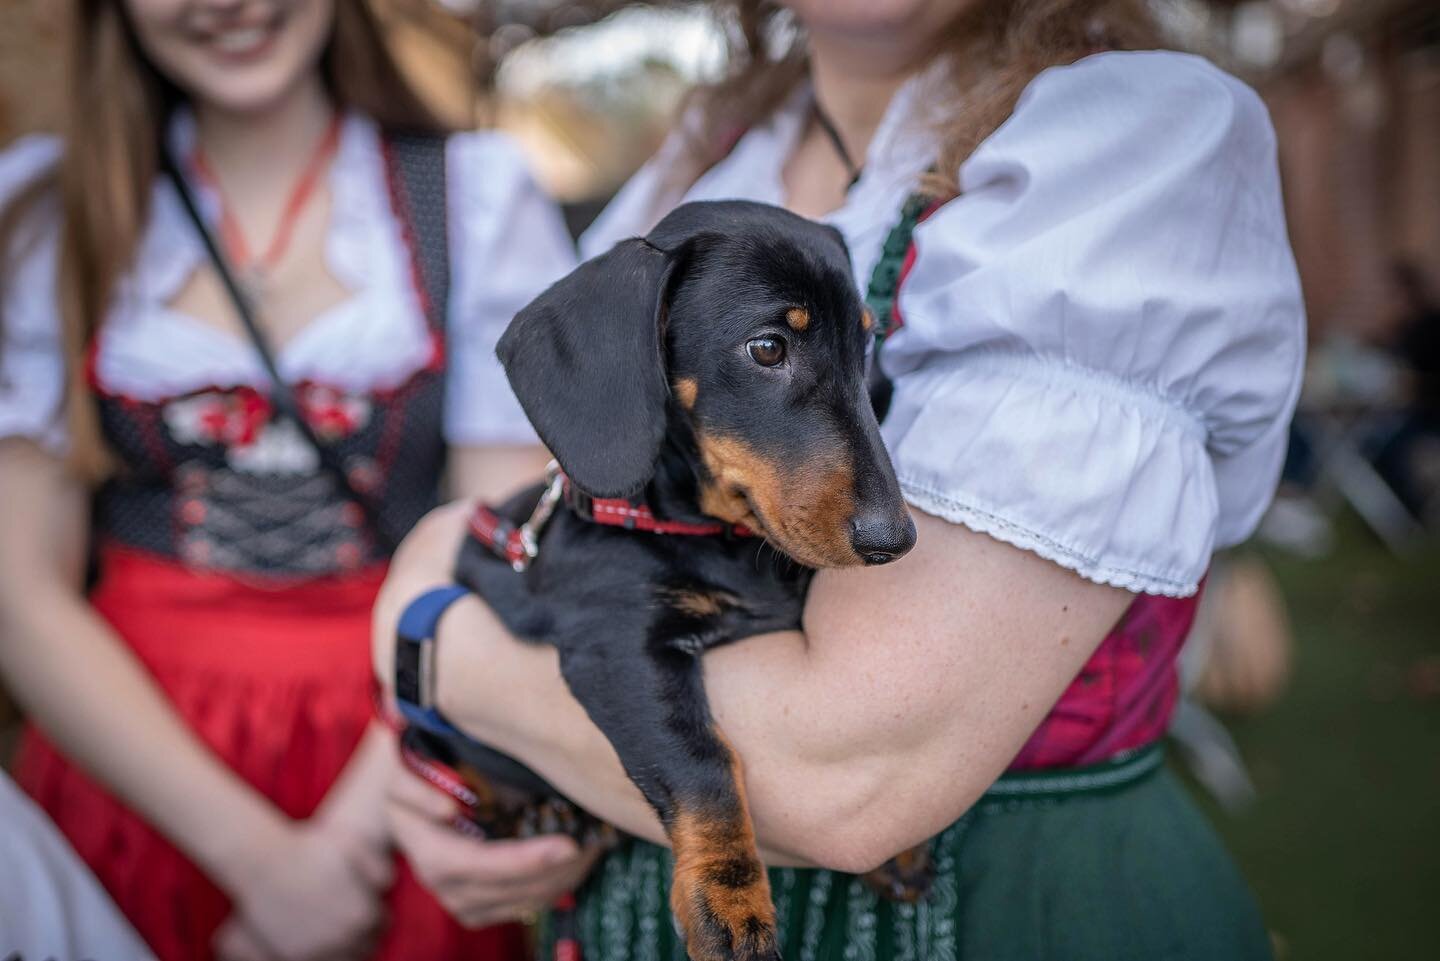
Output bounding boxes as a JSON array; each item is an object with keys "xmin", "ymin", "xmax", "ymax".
[{"xmin": 851, "ymin": 512, "xmax": 917, "ymax": 565}]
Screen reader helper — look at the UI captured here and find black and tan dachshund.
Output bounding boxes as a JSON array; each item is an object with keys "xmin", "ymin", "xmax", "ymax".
[{"xmin": 446, "ymin": 200, "xmax": 918, "ymax": 961}]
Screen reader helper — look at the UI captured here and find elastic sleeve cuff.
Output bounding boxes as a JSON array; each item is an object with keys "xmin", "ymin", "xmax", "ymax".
[{"xmin": 882, "ymin": 353, "xmax": 1219, "ymax": 596}]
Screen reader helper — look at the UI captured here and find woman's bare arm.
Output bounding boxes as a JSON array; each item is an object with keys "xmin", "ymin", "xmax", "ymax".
[
  {"xmin": 445, "ymin": 444, "xmax": 552, "ymax": 503},
  {"xmin": 0, "ymin": 438, "xmax": 290, "ymax": 889},
  {"xmin": 373, "ymin": 500, "xmax": 1130, "ymax": 873},
  {"xmin": 368, "ymin": 439, "xmax": 609, "ymax": 930},
  {"xmin": 1, "ymin": 438, "xmax": 401, "ymax": 959}
]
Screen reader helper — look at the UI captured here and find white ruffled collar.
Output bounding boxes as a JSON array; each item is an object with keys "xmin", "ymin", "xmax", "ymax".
[{"xmin": 99, "ymin": 108, "xmax": 433, "ymax": 400}]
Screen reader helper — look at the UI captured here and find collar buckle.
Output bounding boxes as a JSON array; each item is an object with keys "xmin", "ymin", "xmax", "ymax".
[{"xmin": 512, "ymin": 461, "xmax": 564, "ymax": 572}]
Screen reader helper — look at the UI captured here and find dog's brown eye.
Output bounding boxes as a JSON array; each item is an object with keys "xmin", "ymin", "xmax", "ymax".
[{"xmin": 746, "ymin": 336, "xmax": 787, "ymax": 368}]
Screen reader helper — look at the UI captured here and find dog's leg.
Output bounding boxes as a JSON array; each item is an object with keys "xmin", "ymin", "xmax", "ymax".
[
  {"xmin": 559, "ymin": 640, "xmax": 778, "ymax": 961},
  {"xmin": 664, "ymin": 725, "xmax": 776, "ymax": 961}
]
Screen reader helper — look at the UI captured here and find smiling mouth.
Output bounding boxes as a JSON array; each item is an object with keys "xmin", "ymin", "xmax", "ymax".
[
  {"xmin": 212, "ymin": 25, "xmax": 272, "ymax": 55},
  {"xmin": 190, "ymin": 8, "xmax": 287, "ymax": 60}
]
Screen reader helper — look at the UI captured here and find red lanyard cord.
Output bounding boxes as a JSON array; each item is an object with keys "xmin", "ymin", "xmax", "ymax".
[{"xmin": 190, "ymin": 112, "xmax": 343, "ymax": 275}]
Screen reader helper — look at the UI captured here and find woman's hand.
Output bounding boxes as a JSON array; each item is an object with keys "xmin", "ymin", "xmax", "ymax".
[
  {"xmin": 310, "ymin": 723, "xmax": 402, "ymax": 881},
  {"xmin": 371, "ymin": 502, "xmax": 600, "ymax": 927},
  {"xmin": 212, "ymin": 922, "xmax": 272, "ymax": 961},
  {"xmin": 386, "ymin": 766, "xmax": 603, "ymax": 928},
  {"xmin": 216, "ymin": 816, "xmax": 392, "ymax": 961}
]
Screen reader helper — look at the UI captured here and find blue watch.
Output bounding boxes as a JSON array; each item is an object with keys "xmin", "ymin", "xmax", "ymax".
[{"xmin": 394, "ymin": 584, "xmax": 472, "ymax": 739}]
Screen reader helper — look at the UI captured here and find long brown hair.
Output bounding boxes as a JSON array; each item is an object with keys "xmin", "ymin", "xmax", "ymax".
[
  {"xmin": 0, "ymin": 0, "xmax": 460, "ymax": 479},
  {"xmin": 679, "ymin": 0, "xmax": 1161, "ymax": 198}
]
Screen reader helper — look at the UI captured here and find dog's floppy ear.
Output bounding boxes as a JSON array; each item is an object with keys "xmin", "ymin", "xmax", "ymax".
[{"xmin": 497, "ymin": 239, "xmax": 673, "ymax": 498}]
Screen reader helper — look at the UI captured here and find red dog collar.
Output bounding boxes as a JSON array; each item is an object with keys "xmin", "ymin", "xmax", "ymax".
[
  {"xmin": 566, "ymin": 488, "xmax": 754, "ymax": 539},
  {"xmin": 468, "ymin": 463, "xmax": 754, "ymax": 572}
]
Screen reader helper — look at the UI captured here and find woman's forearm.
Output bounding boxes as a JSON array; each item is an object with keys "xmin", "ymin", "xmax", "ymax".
[
  {"xmin": 432, "ymin": 600, "xmax": 669, "ymax": 845},
  {"xmin": 313, "ymin": 721, "xmax": 397, "ymax": 851},
  {"xmin": 0, "ymin": 441, "xmax": 289, "ymax": 894},
  {"xmin": 421, "ymin": 593, "xmax": 927, "ymax": 870},
  {"xmin": 376, "ymin": 504, "xmax": 1130, "ymax": 873},
  {"xmin": 426, "ymin": 613, "xmax": 968, "ymax": 872}
]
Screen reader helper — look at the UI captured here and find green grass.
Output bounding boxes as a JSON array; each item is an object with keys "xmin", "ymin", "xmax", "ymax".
[{"xmin": 1188, "ymin": 525, "xmax": 1440, "ymax": 960}]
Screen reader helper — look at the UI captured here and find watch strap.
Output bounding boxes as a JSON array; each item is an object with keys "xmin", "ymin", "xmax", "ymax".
[{"xmin": 395, "ymin": 584, "xmax": 472, "ymax": 739}]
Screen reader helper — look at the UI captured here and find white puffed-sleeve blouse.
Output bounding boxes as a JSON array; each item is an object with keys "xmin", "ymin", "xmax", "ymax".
[
  {"xmin": 582, "ymin": 51, "xmax": 1306, "ymax": 597},
  {"xmin": 0, "ymin": 111, "xmax": 575, "ymax": 455}
]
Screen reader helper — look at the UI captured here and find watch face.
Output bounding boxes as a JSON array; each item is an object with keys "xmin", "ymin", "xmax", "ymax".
[{"xmin": 395, "ymin": 635, "xmax": 425, "ymax": 707}]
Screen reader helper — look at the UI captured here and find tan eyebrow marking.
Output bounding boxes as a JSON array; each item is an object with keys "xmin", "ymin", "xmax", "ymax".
[
  {"xmin": 786, "ymin": 307, "xmax": 810, "ymax": 332},
  {"xmin": 674, "ymin": 377, "xmax": 699, "ymax": 410},
  {"xmin": 860, "ymin": 308, "xmax": 875, "ymax": 333}
]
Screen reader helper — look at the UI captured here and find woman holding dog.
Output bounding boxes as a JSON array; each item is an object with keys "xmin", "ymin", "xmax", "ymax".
[
  {"xmin": 0, "ymin": 2, "xmax": 583, "ymax": 960},
  {"xmin": 377, "ymin": 0, "xmax": 1303, "ymax": 958}
]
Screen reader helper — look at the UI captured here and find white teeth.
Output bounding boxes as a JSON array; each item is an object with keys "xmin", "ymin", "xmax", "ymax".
[{"xmin": 213, "ymin": 26, "xmax": 269, "ymax": 54}]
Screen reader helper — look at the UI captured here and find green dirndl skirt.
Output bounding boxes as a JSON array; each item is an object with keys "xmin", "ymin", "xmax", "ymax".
[{"xmin": 542, "ymin": 744, "xmax": 1271, "ymax": 961}]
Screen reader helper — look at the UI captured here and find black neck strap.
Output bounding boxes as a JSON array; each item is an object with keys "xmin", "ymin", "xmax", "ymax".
[{"xmin": 811, "ymin": 98, "xmax": 864, "ymax": 191}]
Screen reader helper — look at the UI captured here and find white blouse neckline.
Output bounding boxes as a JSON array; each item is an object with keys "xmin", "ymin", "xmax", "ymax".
[
  {"xmin": 96, "ymin": 109, "xmax": 433, "ymax": 400},
  {"xmin": 640, "ymin": 61, "xmax": 944, "ymax": 288},
  {"xmin": 1, "ymin": 120, "xmax": 578, "ymax": 451}
]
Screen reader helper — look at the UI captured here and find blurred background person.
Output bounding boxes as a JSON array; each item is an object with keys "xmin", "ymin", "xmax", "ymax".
[
  {"xmin": 1375, "ymin": 260, "xmax": 1440, "ymax": 524},
  {"xmin": 0, "ymin": 1, "xmax": 578, "ymax": 960}
]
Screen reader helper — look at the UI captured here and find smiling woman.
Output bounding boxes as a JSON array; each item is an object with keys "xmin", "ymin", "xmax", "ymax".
[
  {"xmin": 125, "ymin": 0, "xmax": 339, "ymax": 112},
  {"xmin": 0, "ymin": 2, "xmax": 576, "ymax": 960}
]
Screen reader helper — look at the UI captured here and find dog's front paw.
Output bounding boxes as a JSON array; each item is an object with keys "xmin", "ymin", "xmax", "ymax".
[{"xmin": 670, "ymin": 835, "xmax": 779, "ymax": 961}]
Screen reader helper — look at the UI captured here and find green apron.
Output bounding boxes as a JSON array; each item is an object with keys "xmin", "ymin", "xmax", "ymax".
[{"xmin": 551, "ymin": 746, "xmax": 1270, "ymax": 960}]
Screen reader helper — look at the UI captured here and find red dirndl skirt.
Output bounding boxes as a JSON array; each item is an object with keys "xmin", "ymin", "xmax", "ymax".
[{"xmin": 14, "ymin": 545, "xmax": 526, "ymax": 961}]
